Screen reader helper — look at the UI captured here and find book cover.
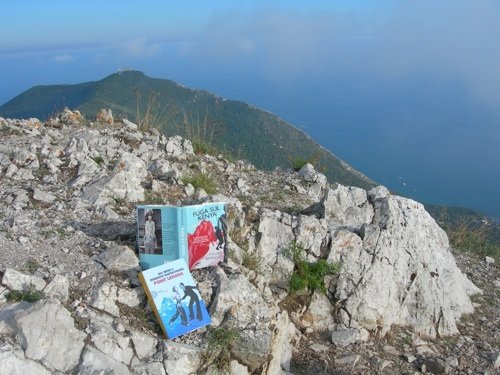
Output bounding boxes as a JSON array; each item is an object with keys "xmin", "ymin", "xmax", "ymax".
[
  {"xmin": 137, "ymin": 203, "xmax": 227, "ymax": 270},
  {"xmin": 138, "ymin": 258, "xmax": 211, "ymax": 339}
]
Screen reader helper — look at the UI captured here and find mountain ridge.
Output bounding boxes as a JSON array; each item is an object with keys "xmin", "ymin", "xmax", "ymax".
[{"xmin": 0, "ymin": 70, "xmax": 375, "ymax": 190}]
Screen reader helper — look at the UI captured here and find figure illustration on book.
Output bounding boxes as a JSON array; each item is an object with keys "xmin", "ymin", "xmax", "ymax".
[
  {"xmin": 215, "ymin": 226, "xmax": 224, "ymax": 250},
  {"xmin": 218, "ymin": 214, "xmax": 228, "ymax": 262},
  {"xmin": 168, "ymin": 286, "xmax": 188, "ymax": 327},
  {"xmin": 180, "ymin": 282, "xmax": 202, "ymax": 320},
  {"xmin": 144, "ymin": 212, "xmax": 156, "ymax": 254}
]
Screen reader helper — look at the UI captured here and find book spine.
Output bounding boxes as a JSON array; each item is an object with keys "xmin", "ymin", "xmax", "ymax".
[{"xmin": 137, "ymin": 272, "xmax": 169, "ymax": 339}]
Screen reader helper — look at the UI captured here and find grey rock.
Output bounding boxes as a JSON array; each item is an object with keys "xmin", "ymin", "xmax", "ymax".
[
  {"xmin": 82, "ymin": 151, "xmax": 147, "ymax": 207},
  {"xmin": 60, "ymin": 108, "xmax": 84, "ymax": 125},
  {"xmin": 309, "ymin": 343, "xmax": 330, "ymax": 353},
  {"xmin": 123, "ymin": 118, "xmax": 138, "ymax": 131},
  {"xmin": 90, "ymin": 281, "xmax": 143, "ymax": 316},
  {"xmin": 90, "ymin": 321, "xmax": 134, "ymax": 365},
  {"xmin": 32, "ymin": 188, "xmax": 56, "ymax": 204},
  {"xmin": 131, "ymin": 330, "xmax": 158, "ymax": 360},
  {"xmin": 132, "ymin": 361, "xmax": 166, "ymax": 375},
  {"xmin": 485, "ymin": 256, "xmax": 495, "ymax": 264},
  {"xmin": 492, "ymin": 351, "xmax": 500, "ymax": 368},
  {"xmin": 403, "ymin": 354, "xmax": 417, "ymax": 363},
  {"xmin": 331, "ymin": 329, "xmax": 368, "ymax": 347},
  {"xmin": 304, "ymin": 291, "xmax": 335, "ymax": 331},
  {"xmin": 294, "ymin": 215, "xmax": 329, "ymax": 258},
  {"xmin": 165, "ymin": 136, "xmax": 194, "ymax": 159},
  {"xmin": 2, "ymin": 268, "xmax": 46, "ymax": 291},
  {"xmin": 262, "ymin": 311, "xmax": 297, "ymax": 374},
  {"xmin": 254, "ymin": 209, "xmax": 295, "ymax": 289},
  {"xmin": 0, "ymin": 350, "xmax": 52, "ymax": 375},
  {"xmin": 327, "ymin": 186, "xmax": 481, "ymax": 338},
  {"xmin": 320, "ymin": 184, "xmax": 374, "ymax": 230},
  {"xmin": 297, "ymin": 163, "xmax": 329, "ymax": 200},
  {"xmin": 96, "ymin": 244, "xmax": 140, "ymax": 272},
  {"xmin": 163, "ymin": 342, "xmax": 201, "ymax": 375},
  {"xmin": 423, "ymin": 357, "xmax": 449, "ymax": 374},
  {"xmin": 230, "ymin": 360, "xmax": 250, "ymax": 375},
  {"xmin": 15, "ymin": 299, "xmax": 86, "ymax": 372},
  {"xmin": 77, "ymin": 346, "xmax": 132, "ymax": 375},
  {"xmin": 335, "ymin": 353, "xmax": 360, "ymax": 367},
  {"xmin": 210, "ymin": 268, "xmax": 272, "ymax": 370},
  {"xmin": 70, "ymin": 157, "xmax": 101, "ymax": 187},
  {"xmin": 0, "ymin": 301, "xmax": 31, "ymax": 335},
  {"xmin": 96, "ymin": 108, "xmax": 114, "ymax": 124},
  {"xmin": 148, "ymin": 159, "xmax": 178, "ymax": 180},
  {"xmin": 43, "ymin": 274, "xmax": 69, "ymax": 303}
]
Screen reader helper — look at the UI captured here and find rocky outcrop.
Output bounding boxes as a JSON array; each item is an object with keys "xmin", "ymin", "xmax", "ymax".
[
  {"xmin": 0, "ymin": 114, "xmax": 491, "ymax": 374},
  {"xmin": 327, "ymin": 186, "xmax": 481, "ymax": 338}
]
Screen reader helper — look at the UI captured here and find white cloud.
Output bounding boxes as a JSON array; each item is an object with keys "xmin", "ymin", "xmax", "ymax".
[
  {"xmin": 52, "ymin": 54, "xmax": 75, "ymax": 63},
  {"xmin": 120, "ymin": 37, "xmax": 161, "ymax": 57}
]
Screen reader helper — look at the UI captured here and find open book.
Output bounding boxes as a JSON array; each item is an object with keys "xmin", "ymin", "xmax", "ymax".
[{"xmin": 136, "ymin": 203, "xmax": 227, "ymax": 270}]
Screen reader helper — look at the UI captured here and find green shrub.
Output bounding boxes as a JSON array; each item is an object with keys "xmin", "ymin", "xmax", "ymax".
[
  {"xmin": 6, "ymin": 285, "xmax": 44, "ymax": 303},
  {"xmin": 182, "ymin": 173, "xmax": 217, "ymax": 195},
  {"xmin": 286, "ymin": 241, "xmax": 340, "ymax": 294},
  {"xmin": 91, "ymin": 155, "xmax": 105, "ymax": 166},
  {"xmin": 292, "ymin": 157, "xmax": 309, "ymax": 171}
]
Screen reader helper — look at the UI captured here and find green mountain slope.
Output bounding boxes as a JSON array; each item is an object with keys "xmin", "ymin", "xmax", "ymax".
[{"xmin": 0, "ymin": 70, "xmax": 375, "ymax": 189}]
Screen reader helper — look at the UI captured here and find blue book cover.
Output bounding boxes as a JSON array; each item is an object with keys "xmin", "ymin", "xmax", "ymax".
[
  {"xmin": 137, "ymin": 203, "xmax": 227, "ymax": 270},
  {"xmin": 138, "ymin": 258, "xmax": 212, "ymax": 339}
]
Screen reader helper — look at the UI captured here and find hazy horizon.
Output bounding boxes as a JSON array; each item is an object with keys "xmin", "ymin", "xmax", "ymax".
[{"xmin": 1, "ymin": 1, "xmax": 499, "ymax": 218}]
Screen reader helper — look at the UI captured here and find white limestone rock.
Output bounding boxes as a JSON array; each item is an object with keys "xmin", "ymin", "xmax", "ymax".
[
  {"xmin": 210, "ymin": 268, "xmax": 273, "ymax": 370},
  {"xmin": 123, "ymin": 118, "xmax": 138, "ymax": 131},
  {"xmin": 328, "ymin": 185, "xmax": 482, "ymax": 338},
  {"xmin": 294, "ymin": 215, "xmax": 329, "ymax": 258},
  {"xmin": 130, "ymin": 330, "xmax": 158, "ymax": 360},
  {"xmin": 90, "ymin": 321, "xmax": 134, "ymax": 365},
  {"xmin": 90, "ymin": 281, "xmax": 143, "ymax": 316},
  {"xmin": 76, "ymin": 346, "xmax": 132, "ymax": 375},
  {"xmin": 96, "ymin": 244, "xmax": 140, "ymax": 272},
  {"xmin": 0, "ymin": 350, "xmax": 52, "ymax": 375},
  {"xmin": 230, "ymin": 360, "xmax": 250, "ymax": 375},
  {"xmin": 163, "ymin": 342, "xmax": 201, "ymax": 375},
  {"xmin": 262, "ymin": 311, "xmax": 298, "ymax": 375},
  {"xmin": 297, "ymin": 163, "xmax": 329, "ymax": 201},
  {"xmin": 43, "ymin": 274, "xmax": 69, "ymax": 303},
  {"xmin": 165, "ymin": 135, "xmax": 194, "ymax": 159},
  {"xmin": 14, "ymin": 299, "xmax": 86, "ymax": 372},
  {"xmin": 32, "ymin": 188, "xmax": 56, "ymax": 204},
  {"xmin": 70, "ymin": 157, "xmax": 102, "ymax": 187},
  {"xmin": 2, "ymin": 268, "xmax": 46, "ymax": 292},
  {"xmin": 320, "ymin": 184, "xmax": 374, "ymax": 230},
  {"xmin": 132, "ymin": 361, "xmax": 166, "ymax": 375},
  {"xmin": 331, "ymin": 328, "xmax": 369, "ymax": 347},
  {"xmin": 254, "ymin": 209, "xmax": 295, "ymax": 290},
  {"xmin": 303, "ymin": 291, "xmax": 335, "ymax": 331},
  {"xmin": 81, "ymin": 151, "xmax": 147, "ymax": 207}
]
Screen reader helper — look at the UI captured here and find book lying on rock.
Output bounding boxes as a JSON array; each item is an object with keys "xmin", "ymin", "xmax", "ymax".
[
  {"xmin": 136, "ymin": 202, "xmax": 227, "ymax": 270},
  {"xmin": 138, "ymin": 258, "xmax": 212, "ymax": 339}
]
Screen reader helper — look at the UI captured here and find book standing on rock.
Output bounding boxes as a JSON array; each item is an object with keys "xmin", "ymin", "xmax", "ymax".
[
  {"xmin": 136, "ymin": 203, "xmax": 227, "ymax": 270},
  {"xmin": 138, "ymin": 258, "xmax": 211, "ymax": 339}
]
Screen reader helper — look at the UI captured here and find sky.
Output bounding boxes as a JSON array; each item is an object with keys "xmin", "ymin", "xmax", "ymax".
[{"xmin": 1, "ymin": 0, "xmax": 499, "ymax": 218}]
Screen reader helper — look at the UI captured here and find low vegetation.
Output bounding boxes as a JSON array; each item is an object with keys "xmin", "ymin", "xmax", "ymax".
[
  {"xmin": 182, "ymin": 173, "xmax": 218, "ymax": 195},
  {"xmin": 286, "ymin": 241, "xmax": 340, "ymax": 294},
  {"xmin": 6, "ymin": 285, "xmax": 44, "ymax": 303},
  {"xmin": 445, "ymin": 221, "xmax": 500, "ymax": 261},
  {"xmin": 200, "ymin": 327, "xmax": 240, "ymax": 374}
]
